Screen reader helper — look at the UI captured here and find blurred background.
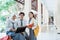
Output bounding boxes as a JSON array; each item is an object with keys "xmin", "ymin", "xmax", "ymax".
[{"xmin": 0, "ymin": 0, "xmax": 60, "ymax": 40}]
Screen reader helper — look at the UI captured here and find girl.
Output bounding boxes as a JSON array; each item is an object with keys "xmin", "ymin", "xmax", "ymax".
[{"xmin": 28, "ymin": 12, "xmax": 37, "ymax": 40}]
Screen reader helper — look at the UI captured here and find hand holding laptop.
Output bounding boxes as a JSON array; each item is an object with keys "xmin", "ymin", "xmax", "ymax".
[{"xmin": 15, "ymin": 26, "xmax": 26, "ymax": 33}]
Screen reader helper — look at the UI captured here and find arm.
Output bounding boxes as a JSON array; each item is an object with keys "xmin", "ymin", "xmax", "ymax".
[
  {"xmin": 28, "ymin": 18, "xmax": 37, "ymax": 30},
  {"xmin": 32, "ymin": 19, "xmax": 37, "ymax": 30},
  {"xmin": 6, "ymin": 19, "xmax": 12, "ymax": 31},
  {"xmin": 14, "ymin": 20, "xmax": 18, "ymax": 30}
]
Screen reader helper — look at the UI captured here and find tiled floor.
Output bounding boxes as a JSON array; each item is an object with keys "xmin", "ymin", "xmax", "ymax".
[
  {"xmin": 37, "ymin": 32, "xmax": 60, "ymax": 40},
  {"xmin": 0, "ymin": 32, "xmax": 60, "ymax": 40}
]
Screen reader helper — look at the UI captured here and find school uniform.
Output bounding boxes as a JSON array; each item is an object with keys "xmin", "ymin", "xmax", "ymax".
[
  {"xmin": 6, "ymin": 19, "xmax": 25, "ymax": 40},
  {"xmin": 6, "ymin": 19, "xmax": 17, "ymax": 36},
  {"xmin": 17, "ymin": 19, "xmax": 27, "ymax": 27},
  {"xmin": 17, "ymin": 19, "xmax": 29, "ymax": 40},
  {"xmin": 29, "ymin": 18, "xmax": 37, "ymax": 40}
]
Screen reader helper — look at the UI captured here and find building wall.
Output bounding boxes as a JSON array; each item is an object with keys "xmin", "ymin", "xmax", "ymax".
[{"xmin": 41, "ymin": 3, "xmax": 49, "ymax": 32}]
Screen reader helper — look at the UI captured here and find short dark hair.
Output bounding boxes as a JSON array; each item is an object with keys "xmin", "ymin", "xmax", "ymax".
[{"xmin": 19, "ymin": 12, "xmax": 25, "ymax": 16}]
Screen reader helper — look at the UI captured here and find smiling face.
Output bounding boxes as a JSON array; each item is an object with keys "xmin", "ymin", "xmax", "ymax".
[
  {"xmin": 12, "ymin": 15, "xmax": 16, "ymax": 20},
  {"xmin": 29, "ymin": 12, "xmax": 34, "ymax": 19},
  {"xmin": 19, "ymin": 12, "xmax": 25, "ymax": 20},
  {"xmin": 19, "ymin": 14, "xmax": 24, "ymax": 19}
]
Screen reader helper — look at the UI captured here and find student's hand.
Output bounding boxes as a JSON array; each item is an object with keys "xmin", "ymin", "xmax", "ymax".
[
  {"xmin": 12, "ymin": 29, "xmax": 16, "ymax": 31},
  {"xmin": 9, "ymin": 27, "xmax": 13, "ymax": 30},
  {"xmin": 10, "ymin": 28, "xmax": 16, "ymax": 31},
  {"xmin": 27, "ymin": 23, "xmax": 34, "ymax": 28}
]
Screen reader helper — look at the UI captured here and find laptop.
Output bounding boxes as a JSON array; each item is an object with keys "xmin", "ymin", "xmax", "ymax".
[{"xmin": 15, "ymin": 27, "xmax": 26, "ymax": 33}]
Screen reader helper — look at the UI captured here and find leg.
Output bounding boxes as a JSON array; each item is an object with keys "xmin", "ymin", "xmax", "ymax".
[
  {"xmin": 6, "ymin": 31, "xmax": 15, "ymax": 39},
  {"xmin": 29, "ymin": 28, "xmax": 37, "ymax": 40},
  {"xmin": 13, "ymin": 33, "xmax": 25, "ymax": 40},
  {"xmin": 34, "ymin": 36, "xmax": 37, "ymax": 40},
  {"xmin": 29, "ymin": 28, "xmax": 34, "ymax": 40},
  {"xmin": 23, "ymin": 32, "xmax": 29, "ymax": 40}
]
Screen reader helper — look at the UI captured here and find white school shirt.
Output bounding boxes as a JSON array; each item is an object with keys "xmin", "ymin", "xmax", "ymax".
[
  {"xmin": 17, "ymin": 19, "xmax": 27, "ymax": 27},
  {"xmin": 26, "ymin": 18, "xmax": 37, "ymax": 35},
  {"xmin": 6, "ymin": 19, "xmax": 17, "ymax": 31},
  {"xmin": 29, "ymin": 18, "xmax": 37, "ymax": 30}
]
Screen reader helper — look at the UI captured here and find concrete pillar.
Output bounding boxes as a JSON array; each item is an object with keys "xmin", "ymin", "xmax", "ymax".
[
  {"xmin": 23, "ymin": 0, "xmax": 31, "ymax": 19},
  {"xmin": 43, "ymin": 5, "xmax": 49, "ymax": 32},
  {"xmin": 37, "ymin": 0, "xmax": 41, "ymax": 40},
  {"xmin": 38, "ymin": 0, "xmax": 41, "ymax": 27},
  {"xmin": 41, "ymin": 3, "xmax": 49, "ymax": 32},
  {"xmin": 54, "ymin": 0, "xmax": 60, "ymax": 33}
]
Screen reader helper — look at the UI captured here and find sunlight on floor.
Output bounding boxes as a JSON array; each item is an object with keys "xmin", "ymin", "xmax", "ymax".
[{"xmin": 37, "ymin": 32, "xmax": 60, "ymax": 40}]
